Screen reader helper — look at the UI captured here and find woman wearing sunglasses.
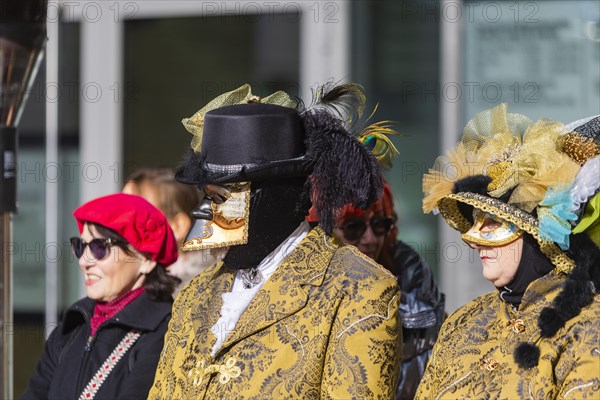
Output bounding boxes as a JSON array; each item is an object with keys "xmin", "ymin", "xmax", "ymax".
[
  {"xmin": 23, "ymin": 193, "xmax": 179, "ymax": 400},
  {"xmin": 329, "ymin": 180, "xmax": 445, "ymax": 400},
  {"xmin": 416, "ymin": 106, "xmax": 600, "ymax": 399}
]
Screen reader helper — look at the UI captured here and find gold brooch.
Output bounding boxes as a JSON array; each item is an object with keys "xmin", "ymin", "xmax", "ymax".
[
  {"xmin": 479, "ymin": 357, "xmax": 500, "ymax": 371},
  {"xmin": 507, "ymin": 318, "xmax": 526, "ymax": 333}
]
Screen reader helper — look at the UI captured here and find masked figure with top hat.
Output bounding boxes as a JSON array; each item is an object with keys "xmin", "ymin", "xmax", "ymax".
[
  {"xmin": 415, "ymin": 104, "xmax": 600, "ymax": 399},
  {"xmin": 149, "ymin": 84, "xmax": 402, "ymax": 399}
]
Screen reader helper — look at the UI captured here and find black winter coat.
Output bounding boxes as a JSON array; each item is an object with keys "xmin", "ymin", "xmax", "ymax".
[
  {"xmin": 22, "ymin": 292, "xmax": 172, "ymax": 400},
  {"xmin": 391, "ymin": 241, "xmax": 445, "ymax": 400}
]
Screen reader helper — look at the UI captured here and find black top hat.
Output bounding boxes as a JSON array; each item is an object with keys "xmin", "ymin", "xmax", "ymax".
[
  {"xmin": 176, "ymin": 104, "xmax": 312, "ymax": 186},
  {"xmin": 176, "ymin": 83, "xmax": 386, "ymax": 233}
]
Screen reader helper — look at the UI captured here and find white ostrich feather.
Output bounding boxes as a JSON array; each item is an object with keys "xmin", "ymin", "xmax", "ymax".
[{"xmin": 570, "ymin": 156, "xmax": 600, "ymax": 215}]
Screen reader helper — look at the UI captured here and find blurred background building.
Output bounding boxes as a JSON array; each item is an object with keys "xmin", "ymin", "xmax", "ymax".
[{"xmin": 12, "ymin": 0, "xmax": 600, "ymax": 393}]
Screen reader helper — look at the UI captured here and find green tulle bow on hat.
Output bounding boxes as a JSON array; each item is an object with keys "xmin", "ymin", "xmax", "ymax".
[{"xmin": 182, "ymin": 84, "xmax": 297, "ymax": 153}]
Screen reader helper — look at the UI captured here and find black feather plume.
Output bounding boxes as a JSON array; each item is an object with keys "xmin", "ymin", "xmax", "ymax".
[{"xmin": 302, "ymin": 109, "xmax": 383, "ymax": 233}]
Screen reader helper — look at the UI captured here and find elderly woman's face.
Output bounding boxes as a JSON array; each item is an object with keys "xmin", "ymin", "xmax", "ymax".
[{"xmin": 78, "ymin": 223, "xmax": 155, "ymax": 302}]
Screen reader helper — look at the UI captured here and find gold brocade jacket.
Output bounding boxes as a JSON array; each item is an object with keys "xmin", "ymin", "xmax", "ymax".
[
  {"xmin": 149, "ymin": 227, "xmax": 402, "ymax": 399},
  {"xmin": 415, "ymin": 271, "xmax": 600, "ymax": 400}
]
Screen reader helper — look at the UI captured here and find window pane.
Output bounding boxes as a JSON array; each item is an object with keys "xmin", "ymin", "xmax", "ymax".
[{"xmin": 123, "ymin": 14, "xmax": 300, "ymax": 177}]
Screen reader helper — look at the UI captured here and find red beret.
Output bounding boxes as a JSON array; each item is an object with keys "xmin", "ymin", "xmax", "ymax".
[{"xmin": 73, "ymin": 193, "xmax": 178, "ymax": 266}]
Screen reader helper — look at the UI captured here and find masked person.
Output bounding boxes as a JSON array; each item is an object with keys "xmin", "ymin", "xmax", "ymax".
[
  {"xmin": 332, "ymin": 180, "xmax": 445, "ymax": 400},
  {"xmin": 415, "ymin": 104, "xmax": 600, "ymax": 399},
  {"xmin": 149, "ymin": 84, "xmax": 402, "ymax": 399},
  {"xmin": 23, "ymin": 194, "xmax": 179, "ymax": 400}
]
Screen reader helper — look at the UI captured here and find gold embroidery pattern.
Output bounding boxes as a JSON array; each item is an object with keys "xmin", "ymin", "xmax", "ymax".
[
  {"xmin": 559, "ymin": 132, "xmax": 600, "ymax": 165},
  {"xmin": 486, "ymin": 161, "xmax": 512, "ymax": 192},
  {"xmin": 188, "ymin": 360, "xmax": 206, "ymax": 386}
]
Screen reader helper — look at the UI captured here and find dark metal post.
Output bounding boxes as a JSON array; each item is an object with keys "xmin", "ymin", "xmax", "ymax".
[{"xmin": 0, "ymin": 2, "xmax": 47, "ymax": 396}]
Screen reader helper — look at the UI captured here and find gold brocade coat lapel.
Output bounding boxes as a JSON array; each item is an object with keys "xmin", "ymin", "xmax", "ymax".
[
  {"xmin": 188, "ymin": 263, "xmax": 236, "ymax": 359},
  {"xmin": 217, "ymin": 227, "xmax": 336, "ymax": 355}
]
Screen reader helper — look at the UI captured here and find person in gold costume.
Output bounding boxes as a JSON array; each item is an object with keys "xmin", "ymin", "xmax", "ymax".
[
  {"xmin": 416, "ymin": 105, "xmax": 600, "ymax": 399},
  {"xmin": 149, "ymin": 84, "xmax": 402, "ymax": 399}
]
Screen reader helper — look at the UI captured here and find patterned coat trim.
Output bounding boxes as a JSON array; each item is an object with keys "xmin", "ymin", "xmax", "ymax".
[{"xmin": 78, "ymin": 331, "xmax": 141, "ymax": 400}]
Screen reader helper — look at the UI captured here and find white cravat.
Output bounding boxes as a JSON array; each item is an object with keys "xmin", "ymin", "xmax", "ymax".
[{"xmin": 210, "ymin": 221, "xmax": 310, "ymax": 356}]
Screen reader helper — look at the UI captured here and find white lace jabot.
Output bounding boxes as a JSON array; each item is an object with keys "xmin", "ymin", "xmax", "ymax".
[{"xmin": 210, "ymin": 221, "xmax": 310, "ymax": 356}]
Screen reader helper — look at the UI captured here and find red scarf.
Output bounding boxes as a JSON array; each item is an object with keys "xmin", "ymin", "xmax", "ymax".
[{"xmin": 90, "ymin": 287, "xmax": 144, "ymax": 336}]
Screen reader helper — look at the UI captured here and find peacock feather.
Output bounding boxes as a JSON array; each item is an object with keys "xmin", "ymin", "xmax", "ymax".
[
  {"xmin": 302, "ymin": 82, "xmax": 401, "ymax": 169},
  {"xmin": 354, "ymin": 104, "xmax": 401, "ymax": 169}
]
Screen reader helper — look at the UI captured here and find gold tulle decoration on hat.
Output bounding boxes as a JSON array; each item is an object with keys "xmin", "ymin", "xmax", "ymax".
[
  {"xmin": 423, "ymin": 103, "xmax": 581, "ymax": 213},
  {"xmin": 182, "ymin": 84, "xmax": 297, "ymax": 153},
  {"xmin": 423, "ymin": 143, "xmax": 477, "ymax": 213}
]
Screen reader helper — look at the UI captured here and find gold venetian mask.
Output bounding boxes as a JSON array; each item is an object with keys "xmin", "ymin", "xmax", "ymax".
[
  {"xmin": 181, "ymin": 182, "xmax": 251, "ymax": 251},
  {"xmin": 462, "ymin": 209, "xmax": 523, "ymax": 247}
]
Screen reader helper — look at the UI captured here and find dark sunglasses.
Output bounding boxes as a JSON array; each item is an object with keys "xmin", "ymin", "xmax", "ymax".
[
  {"xmin": 70, "ymin": 237, "xmax": 122, "ymax": 260},
  {"xmin": 339, "ymin": 216, "xmax": 394, "ymax": 242}
]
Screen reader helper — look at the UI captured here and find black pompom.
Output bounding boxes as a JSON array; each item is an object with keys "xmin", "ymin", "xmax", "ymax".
[
  {"xmin": 539, "ymin": 307, "xmax": 565, "ymax": 337},
  {"xmin": 514, "ymin": 342, "xmax": 540, "ymax": 369},
  {"xmin": 453, "ymin": 175, "xmax": 492, "ymax": 195}
]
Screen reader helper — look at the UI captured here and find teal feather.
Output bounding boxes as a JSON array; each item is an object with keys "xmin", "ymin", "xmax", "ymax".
[{"xmin": 538, "ymin": 186, "xmax": 578, "ymax": 250}]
